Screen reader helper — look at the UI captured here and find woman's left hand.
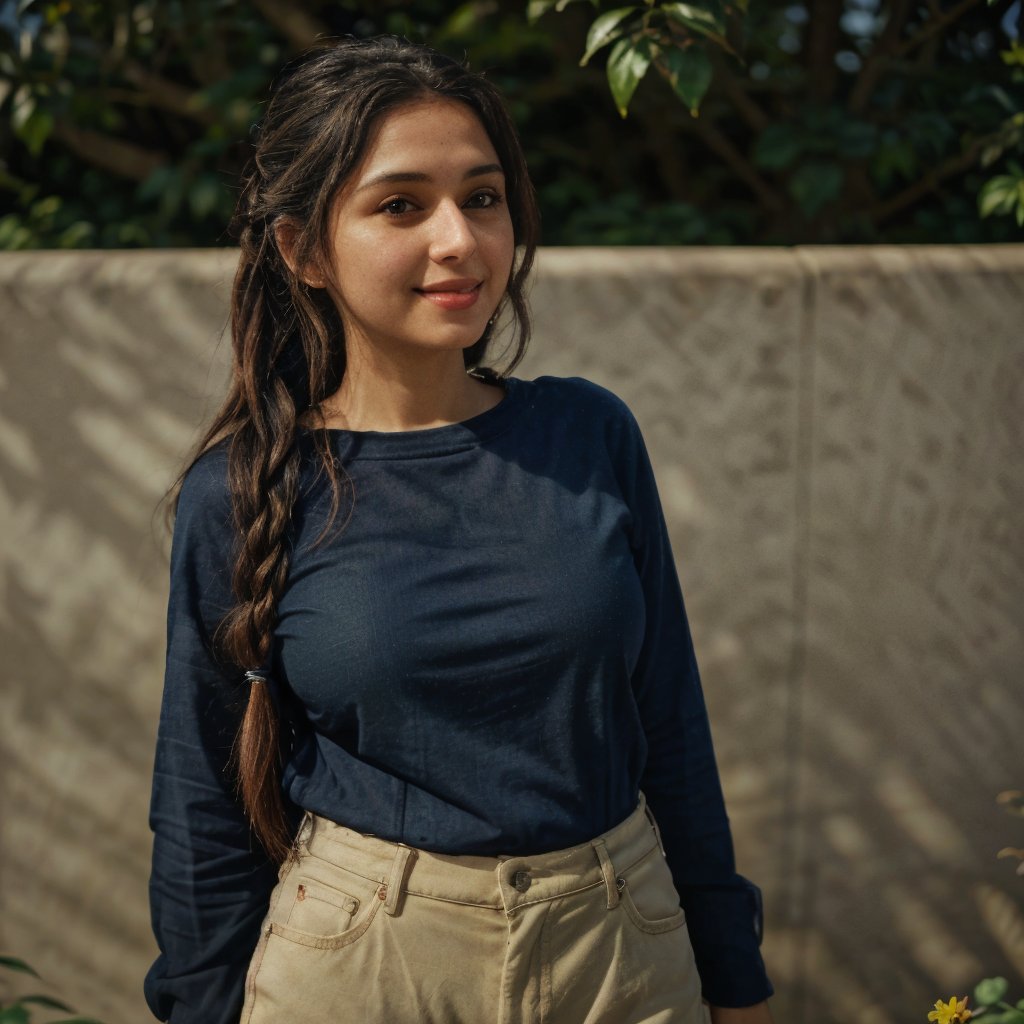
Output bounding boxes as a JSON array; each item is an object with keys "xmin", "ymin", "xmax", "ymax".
[{"xmin": 708, "ymin": 1000, "xmax": 774, "ymax": 1024}]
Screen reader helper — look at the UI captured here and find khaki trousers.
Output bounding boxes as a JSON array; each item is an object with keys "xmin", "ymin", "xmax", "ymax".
[{"xmin": 241, "ymin": 793, "xmax": 710, "ymax": 1024}]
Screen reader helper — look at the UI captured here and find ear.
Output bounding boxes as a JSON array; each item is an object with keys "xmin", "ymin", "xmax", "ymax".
[{"xmin": 273, "ymin": 218, "xmax": 327, "ymax": 289}]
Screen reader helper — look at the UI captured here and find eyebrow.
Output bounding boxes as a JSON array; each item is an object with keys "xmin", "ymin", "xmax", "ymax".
[{"xmin": 355, "ymin": 163, "xmax": 505, "ymax": 194}]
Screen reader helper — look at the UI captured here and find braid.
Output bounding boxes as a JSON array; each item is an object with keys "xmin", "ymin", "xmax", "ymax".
[
  {"xmin": 223, "ymin": 407, "xmax": 302, "ymax": 864},
  {"xmin": 160, "ymin": 34, "xmax": 540, "ymax": 865}
]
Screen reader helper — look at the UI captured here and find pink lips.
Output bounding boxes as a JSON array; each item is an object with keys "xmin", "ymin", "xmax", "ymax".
[{"xmin": 415, "ymin": 279, "xmax": 482, "ymax": 311}]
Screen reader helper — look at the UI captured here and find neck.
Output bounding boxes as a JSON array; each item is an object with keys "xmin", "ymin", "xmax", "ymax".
[{"xmin": 313, "ymin": 346, "xmax": 500, "ymax": 433}]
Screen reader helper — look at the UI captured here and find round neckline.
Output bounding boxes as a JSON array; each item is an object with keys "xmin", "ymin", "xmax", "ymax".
[{"xmin": 298, "ymin": 374, "xmax": 525, "ymax": 461}]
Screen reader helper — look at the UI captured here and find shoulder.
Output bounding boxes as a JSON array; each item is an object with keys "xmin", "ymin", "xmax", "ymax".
[
  {"xmin": 174, "ymin": 439, "xmax": 234, "ymax": 545},
  {"xmin": 522, "ymin": 374, "xmax": 640, "ymax": 430},
  {"xmin": 521, "ymin": 375, "xmax": 645, "ymax": 457}
]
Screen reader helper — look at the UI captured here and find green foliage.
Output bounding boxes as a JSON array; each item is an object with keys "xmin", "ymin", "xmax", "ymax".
[
  {"xmin": 979, "ymin": 160, "xmax": 1024, "ymax": 226},
  {"xmin": 0, "ymin": 956, "xmax": 106, "ymax": 1024},
  {"xmin": 0, "ymin": 0, "xmax": 1022, "ymax": 247},
  {"xmin": 536, "ymin": 0, "xmax": 731, "ymax": 117},
  {"xmin": 969, "ymin": 977, "xmax": 1024, "ymax": 1024},
  {"xmin": 948, "ymin": 796, "xmax": 1024, "ymax": 1024}
]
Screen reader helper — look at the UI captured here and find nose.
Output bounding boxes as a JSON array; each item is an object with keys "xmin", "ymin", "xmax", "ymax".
[{"xmin": 427, "ymin": 199, "xmax": 478, "ymax": 263}]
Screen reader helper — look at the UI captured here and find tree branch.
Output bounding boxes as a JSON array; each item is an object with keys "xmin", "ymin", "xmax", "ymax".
[
  {"xmin": 805, "ymin": 0, "xmax": 844, "ymax": 104},
  {"xmin": 683, "ymin": 113, "xmax": 787, "ymax": 212},
  {"xmin": 119, "ymin": 61, "xmax": 217, "ymax": 124},
  {"xmin": 893, "ymin": 0, "xmax": 984, "ymax": 58},
  {"xmin": 707, "ymin": 49, "xmax": 771, "ymax": 134},
  {"xmin": 848, "ymin": 0, "xmax": 915, "ymax": 114},
  {"xmin": 867, "ymin": 132, "xmax": 987, "ymax": 224},
  {"xmin": 849, "ymin": 0, "xmax": 984, "ymax": 113},
  {"xmin": 50, "ymin": 121, "xmax": 166, "ymax": 181},
  {"xmin": 249, "ymin": 0, "xmax": 330, "ymax": 50}
]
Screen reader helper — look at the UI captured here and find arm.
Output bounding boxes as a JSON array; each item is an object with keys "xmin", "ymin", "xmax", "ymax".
[
  {"xmin": 610, "ymin": 400, "xmax": 774, "ymax": 1010},
  {"xmin": 145, "ymin": 447, "xmax": 285, "ymax": 1024}
]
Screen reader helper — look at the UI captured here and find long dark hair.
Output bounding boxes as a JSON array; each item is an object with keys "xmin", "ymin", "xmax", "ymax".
[{"xmin": 163, "ymin": 35, "xmax": 540, "ymax": 862}]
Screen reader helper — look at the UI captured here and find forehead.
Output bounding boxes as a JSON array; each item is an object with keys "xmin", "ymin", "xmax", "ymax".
[{"xmin": 354, "ymin": 97, "xmax": 501, "ymax": 179}]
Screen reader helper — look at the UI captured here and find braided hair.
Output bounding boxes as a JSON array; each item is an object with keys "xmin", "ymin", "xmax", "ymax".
[{"xmin": 163, "ymin": 36, "xmax": 540, "ymax": 862}]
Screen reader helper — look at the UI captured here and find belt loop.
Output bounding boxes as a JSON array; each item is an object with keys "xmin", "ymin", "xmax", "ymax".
[
  {"xmin": 644, "ymin": 802, "xmax": 668, "ymax": 858},
  {"xmin": 284, "ymin": 811, "xmax": 314, "ymax": 874},
  {"xmin": 383, "ymin": 844, "xmax": 416, "ymax": 917},
  {"xmin": 592, "ymin": 839, "xmax": 621, "ymax": 910}
]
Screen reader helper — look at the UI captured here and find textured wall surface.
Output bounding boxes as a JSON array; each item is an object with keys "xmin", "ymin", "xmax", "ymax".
[{"xmin": 1, "ymin": 246, "xmax": 1021, "ymax": 1023}]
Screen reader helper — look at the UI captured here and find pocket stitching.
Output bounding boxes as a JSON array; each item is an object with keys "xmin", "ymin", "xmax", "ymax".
[
  {"xmin": 619, "ymin": 883, "xmax": 687, "ymax": 935},
  {"xmin": 284, "ymin": 876, "xmax": 361, "ymax": 929},
  {"xmin": 269, "ymin": 889, "xmax": 383, "ymax": 950}
]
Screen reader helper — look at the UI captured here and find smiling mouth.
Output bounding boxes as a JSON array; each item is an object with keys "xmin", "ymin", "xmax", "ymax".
[
  {"xmin": 414, "ymin": 282, "xmax": 483, "ymax": 310},
  {"xmin": 414, "ymin": 282, "xmax": 482, "ymax": 295}
]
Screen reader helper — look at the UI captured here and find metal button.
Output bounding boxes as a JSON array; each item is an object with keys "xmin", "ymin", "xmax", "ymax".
[{"xmin": 511, "ymin": 869, "xmax": 531, "ymax": 893}]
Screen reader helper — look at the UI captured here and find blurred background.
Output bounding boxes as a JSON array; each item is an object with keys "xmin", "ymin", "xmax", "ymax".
[
  {"xmin": 2, "ymin": 0, "xmax": 1024, "ymax": 247},
  {"xmin": 1, "ymin": 3, "xmax": 1023, "ymax": 1024}
]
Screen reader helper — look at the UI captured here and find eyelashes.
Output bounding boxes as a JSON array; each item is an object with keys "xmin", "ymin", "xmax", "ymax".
[{"xmin": 378, "ymin": 191, "xmax": 505, "ymax": 218}]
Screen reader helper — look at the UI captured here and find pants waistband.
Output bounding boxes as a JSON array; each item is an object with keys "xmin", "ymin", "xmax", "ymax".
[{"xmin": 296, "ymin": 792, "xmax": 666, "ymax": 918}]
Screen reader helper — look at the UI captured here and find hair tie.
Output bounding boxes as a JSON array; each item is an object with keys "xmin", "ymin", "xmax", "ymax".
[{"xmin": 244, "ymin": 669, "xmax": 269, "ymax": 685}]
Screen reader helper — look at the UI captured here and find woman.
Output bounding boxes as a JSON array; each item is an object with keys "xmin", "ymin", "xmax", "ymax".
[{"xmin": 144, "ymin": 35, "xmax": 774, "ymax": 1024}]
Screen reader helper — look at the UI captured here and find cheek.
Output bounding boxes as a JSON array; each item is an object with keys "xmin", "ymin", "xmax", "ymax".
[
  {"xmin": 485, "ymin": 216, "xmax": 516, "ymax": 282},
  {"xmin": 330, "ymin": 226, "xmax": 418, "ymax": 296}
]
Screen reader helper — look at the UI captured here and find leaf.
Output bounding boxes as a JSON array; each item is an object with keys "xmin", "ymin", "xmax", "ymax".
[
  {"xmin": 0, "ymin": 956, "xmax": 41, "ymax": 978},
  {"xmin": 1000, "ymin": 41, "xmax": 1024, "ymax": 66},
  {"xmin": 606, "ymin": 35, "xmax": 653, "ymax": 118},
  {"xmin": 15, "ymin": 107, "xmax": 53, "ymax": 157},
  {"xmin": 0, "ymin": 1006, "xmax": 30, "ymax": 1024},
  {"xmin": 658, "ymin": 45, "xmax": 712, "ymax": 115},
  {"xmin": 788, "ymin": 160, "xmax": 843, "ymax": 218},
  {"xmin": 57, "ymin": 221, "xmax": 95, "ymax": 248},
  {"xmin": 992, "ymin": 1012, "xmax": 1024, "ymax": 1024},
  {"xmin": 137, "ymin": 165, "xmax": 178, "ymax": 203},
  {"xmin": 871, "ymin": 137, "xmax": 917, "ymax": 187},
  {"xmin": 975, "ymin": 977, "xmax": 1010, "ymax": 1006},
  {"xmin": 662, "ymin": 1, "xmax": 726, "ymax": 35},
  {"xmin": 579, "ymin": 7, "xmax": 638, "ymax": 66},
  {"xmin": 528, "ymin": 0, "xmax": 593, "ymax": 22},
  {"xmin": 661, "ymin": 2, "xmax": 734, "ymax": 51},
  {"xmin": 187, "ymin": 174, "xmax": 225, "ymax": 220},
  {"xmin": 979, "ymin": 176, "xmax": 1019, "ymax": 217},
  {"xmin": 836, "ymin": 119, "xmax": 878, "ymax": 159},
  {"xmin": 753, "ymin": 123, "xmax": 803, "ymax": 170}
]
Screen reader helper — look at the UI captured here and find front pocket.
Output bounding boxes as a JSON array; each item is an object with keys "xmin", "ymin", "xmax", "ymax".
[
  {"xmin": 266, "ymin": 863, "xmax": 384, "ymax": 951},
  {"xmin": 269, "ymin": 895, "xmax": 381, "ymax": 950},
  {"xmin": 285, "ymin": 877, "xmax": 361, "ymax": 936},
  {"xmin": 617, "ymin": 847, "xmax": 687, "ymax": 935}
]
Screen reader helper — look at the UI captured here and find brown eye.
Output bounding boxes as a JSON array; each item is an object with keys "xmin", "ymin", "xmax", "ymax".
[
  {"xmin": 465, "ymin": 190, "xmax": 503, "ymax": 210},
  {"xmin": 381, "ymin": 198, "xmax": 415, "ymax": 216}
]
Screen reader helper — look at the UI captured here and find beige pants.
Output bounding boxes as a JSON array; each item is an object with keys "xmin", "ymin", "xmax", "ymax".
[{"xmin": 241, "ymin": 794, "xmax": 710, "ymax": 1024}]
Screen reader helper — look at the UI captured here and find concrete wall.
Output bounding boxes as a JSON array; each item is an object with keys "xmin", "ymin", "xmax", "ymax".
[{"xmin": 1, "ymin": 246, "xmax": 1021, "ymax": 1023}]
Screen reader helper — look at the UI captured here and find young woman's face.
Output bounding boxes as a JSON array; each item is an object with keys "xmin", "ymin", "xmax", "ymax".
[{"xmin": 318, "ymin": 97, "xmax": 515, "ymax": 364}]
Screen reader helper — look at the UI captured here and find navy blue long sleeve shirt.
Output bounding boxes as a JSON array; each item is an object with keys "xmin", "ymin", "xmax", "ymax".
[{"xmin": 145, "ymin": 373, "xmax": 773, "ymax": 1022}]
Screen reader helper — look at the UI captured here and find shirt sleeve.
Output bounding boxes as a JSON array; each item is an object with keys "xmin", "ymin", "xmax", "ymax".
[
  {"xmin": 610, "ymin": 399, "xmax": 774, "ymax": 1009},
  {"xmin": 144, "ymin": 445, "xmax": 284, "ymax": 1024}
]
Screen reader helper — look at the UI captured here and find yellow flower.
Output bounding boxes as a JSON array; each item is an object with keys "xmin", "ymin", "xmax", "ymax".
[{"xmin": 928, "ymin": 996, "xmax": 972, "ymax": 1024}]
